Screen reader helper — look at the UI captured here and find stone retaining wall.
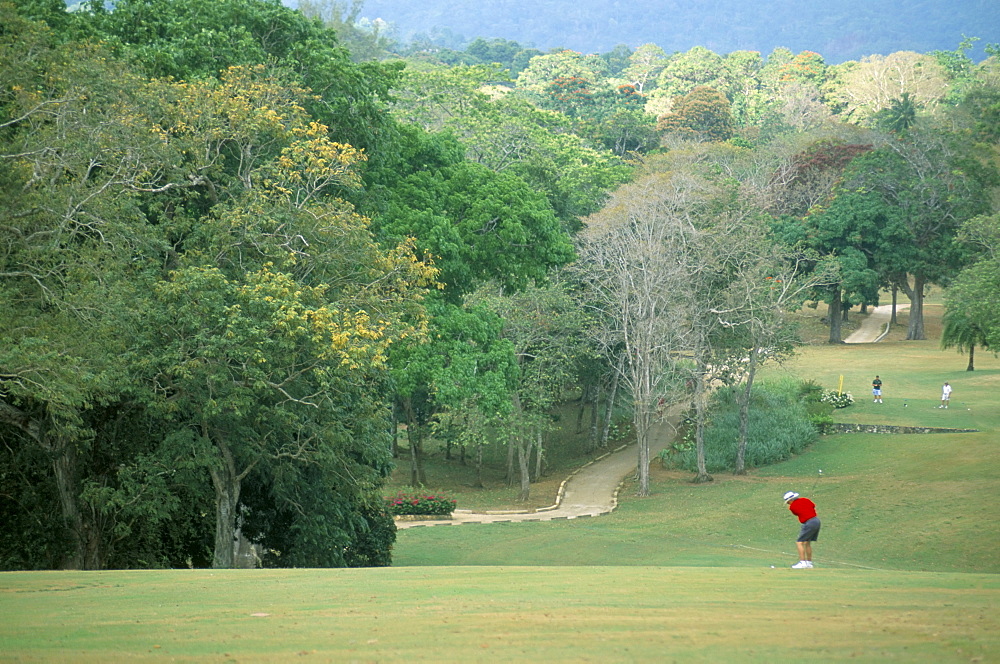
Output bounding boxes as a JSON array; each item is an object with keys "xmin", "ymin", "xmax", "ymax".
[{"xmin": 832, "ymin": 423, "xmax": 978, "ymax": 434}]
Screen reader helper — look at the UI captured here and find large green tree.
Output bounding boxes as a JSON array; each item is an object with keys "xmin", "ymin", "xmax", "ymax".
[
  {"xmin": 389, "ymin": 300, "xmax": 516, "ymax": 487},
  {"xmin": 77, "ymin": 0, "xmax": 405, "ymax": 196},
  {"xmin": 127, "ymin": 68, "xmax": 435, "ymax": 568},
  {"xmin": 944, "ymin": 213, "xmax": 1000, "ymax": 366},
  {"xmin": 647, "ymin": 46, "xmax": 725, "ymax": 114},
  {"xmin": 473, "ymin": 280, "xmax": 593, "ymax": 500},
  {"xmin": 835, "ymin": 130, "xmax": 993, "ymax": 339},
  {"xmin": 389, "ymin": 64, "xmax": 632, "ymax": 225},
  {"xmin": 1, "ymin": 5, "xmax": 435, "ymax": 568},
  {"xmin": 0, "ymin": 10, "xmax": 187, "ymax": 568}
]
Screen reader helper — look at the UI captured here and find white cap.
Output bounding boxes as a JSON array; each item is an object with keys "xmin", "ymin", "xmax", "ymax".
[{"xmin": 783, "ymin": 491, "xmax": 799, "ymax": 502}]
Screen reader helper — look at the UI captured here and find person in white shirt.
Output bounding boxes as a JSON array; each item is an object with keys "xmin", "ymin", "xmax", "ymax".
[{"xmin": 939, "ymin": 382, "xmax": 952, "ymax": 408}]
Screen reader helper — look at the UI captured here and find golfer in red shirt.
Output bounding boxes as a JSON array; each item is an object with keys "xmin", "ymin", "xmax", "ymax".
[{"xmin": 783, "ymin": 491, "xmax": 820, "ymax": 568}]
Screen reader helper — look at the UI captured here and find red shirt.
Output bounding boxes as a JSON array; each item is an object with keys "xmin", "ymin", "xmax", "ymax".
[{"xmin": 788, "ymin": 497, "xmax": 817, "ymax": 523}]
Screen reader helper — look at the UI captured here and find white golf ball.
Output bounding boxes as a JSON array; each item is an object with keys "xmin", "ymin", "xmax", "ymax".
[{"xmin": 770, "ymin": 565, "xmax": 775, "ymax": 568}]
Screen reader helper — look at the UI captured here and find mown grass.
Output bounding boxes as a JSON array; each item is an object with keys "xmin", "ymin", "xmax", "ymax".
[
  {"xmin": 1, "ymin": 301, "xmax": 998, "ymax": 662},
  {"xmin": 1, "ymin": 567, "xmax": 997, "ymax": 662}
]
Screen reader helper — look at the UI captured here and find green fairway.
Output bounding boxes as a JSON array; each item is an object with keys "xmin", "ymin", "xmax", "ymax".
[{"xmin": 1, "ymin": 567, "xmax": 997, "ymax": 662}]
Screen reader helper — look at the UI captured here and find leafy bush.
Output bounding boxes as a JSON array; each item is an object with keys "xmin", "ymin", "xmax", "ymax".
[
  {"xmin": 807, "ymin": 412, "xmax": 836, "ymax": 435},
  {"xmin": 820, "ymin": 390, "xmax": 854, "ymax": 408},
  {"xmin": 798, "ymin": 379, "xmax": 836, "ymax": 433},
  {"xmin": 660, "ymin": 381, "xmax": 818, "ymax": 473},
  {"xmin": 797, "ymin": 379, "xmax": 825, "ymax": 403},
  {"xmin": 385, "ymin": 493, "xmax": 457, "ymax": 516},
  {"xmin": 344, "ymin": 507, "xmax": 396, "ymax": 567}
]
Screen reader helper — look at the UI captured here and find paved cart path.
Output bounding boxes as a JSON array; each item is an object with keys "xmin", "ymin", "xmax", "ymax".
[
  {"xmin": 844, "ymin": 303, "xmax": 909, "ymax": 343},
  {"xmin": 395, "ymin": 418, "xmax": 679, "ymax": 529}
]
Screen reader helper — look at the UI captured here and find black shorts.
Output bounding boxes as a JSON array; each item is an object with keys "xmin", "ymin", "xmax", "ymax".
[{"xmin": 797, "ymin": 517, "xmax": 821, "ymax": 542}]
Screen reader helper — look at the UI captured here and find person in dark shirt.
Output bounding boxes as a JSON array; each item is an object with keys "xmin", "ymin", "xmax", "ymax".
[
  {"xmin": 783, "ymin": 491, "xmax": 820, "ymax": 568},
  {"xmin": 872, "ymin": 375, "xmax": 882, "ymax": 403}
]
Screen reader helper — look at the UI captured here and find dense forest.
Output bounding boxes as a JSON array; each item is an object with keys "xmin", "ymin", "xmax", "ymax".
[
  {"xmin": 348, "ymin": 0, "xmax": 1000, "ymax": 63},
  {"xmin": 2, "ymin": 0, "xmax": 999, "ymax": 571}
]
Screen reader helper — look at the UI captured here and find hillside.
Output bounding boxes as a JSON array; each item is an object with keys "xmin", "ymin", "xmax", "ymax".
[{"xmin": 349, "ymin": 0, "xmax": 999, "ymax": 62}]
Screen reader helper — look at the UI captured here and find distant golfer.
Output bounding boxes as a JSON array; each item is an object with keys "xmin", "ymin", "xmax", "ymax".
[
  {"xmin": 940, "ymin": 382, "xmax": 952, "ymax": 408},
  {"xmin": 783, "ymin": 491, "xmax": 820, "ymax": 569},
  {"xmin": 872, "ymin": 375, "xmax": 883, "ymax": 403}
]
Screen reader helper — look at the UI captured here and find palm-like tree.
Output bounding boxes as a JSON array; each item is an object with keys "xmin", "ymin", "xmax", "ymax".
[
  {"xmin": 941, "ymin": 309, "xmax": 990, "ymax": 371},
  {"xmin": 874, "ymin": 92, "xmax": 918, "ymax": 134}
]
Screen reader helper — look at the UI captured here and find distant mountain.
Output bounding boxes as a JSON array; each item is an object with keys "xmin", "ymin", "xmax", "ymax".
[{"xmin": 351, "ymin": 0, "xmax": 999, "ymax": 63}]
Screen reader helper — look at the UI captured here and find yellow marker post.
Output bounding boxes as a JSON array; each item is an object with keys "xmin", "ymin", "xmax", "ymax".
[{"xmin": 837, "ymin": 375, "xmax": 844, "ymax": 395}]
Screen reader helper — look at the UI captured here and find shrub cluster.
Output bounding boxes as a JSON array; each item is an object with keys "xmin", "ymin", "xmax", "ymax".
[
  {"xmin": 343, "ymin": 507, "xmax": 396, "ymax": 567},
  {"xmin": 798, "ymin": 380, "xmax": 835, "ymax": 433},
  {"xmin": 660, "ymin": 379, "xmax": 821, "ymax": 473},
  {"xmin": 820, "ymin": 390, "xmax": 855, "ymax": 408},
  {"xmin": 384, "ymin": 493, "xmax": 457, "ymax": 516}
]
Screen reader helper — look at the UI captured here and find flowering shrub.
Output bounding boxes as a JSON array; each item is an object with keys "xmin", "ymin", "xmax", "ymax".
[
  {"xmin": 384, "ymin": 492, "xmax": 457, "ymax": 516},
  {"xmin": 820, "ymin": 390, "xmax": 854, "ymax": 408}
]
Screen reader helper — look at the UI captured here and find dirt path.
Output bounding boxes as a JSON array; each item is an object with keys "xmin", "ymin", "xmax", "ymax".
[{"xmin": 395, "ymin": 417, "xmax": 679, "ymax": 529}]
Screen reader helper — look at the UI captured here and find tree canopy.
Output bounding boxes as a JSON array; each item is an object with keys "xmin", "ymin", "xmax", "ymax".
[{"xmin": 2, "ymin": 0, "xmax": 998, "ymax": 570}]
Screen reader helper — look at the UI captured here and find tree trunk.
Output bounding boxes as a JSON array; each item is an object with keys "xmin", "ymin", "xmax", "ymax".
[
  {"xmin": 903, "ymin": 274, "xmax": 926, "ymax": 340},
  {"xmin": 390, "ymin": 408, "xmax": 399, "ymax": 458},
  {"xmin": 209, "ymin": 439, "xmax": 242, "ymax": 569},
  {"xmin": 0, "ymin": 403, "xmax": 104, "ymax": 569},
  {"xmin": 474, "ymin": 442, "xmax": 484, "ymax": 488},
  {"xmin": 692, "ymin": 368, "xmax": 713, "ymax": 484},
  {"xmin": 51, "ymin": 439, "xmax": 100, "ymax": 569},
  {"xmin": 635, "ymin": 410, "xmax": 651, "ymax": 496},
  {"xmin": 600, "ymin": 373, "xmax": 619, "ymax": 450},
  {"xmin": 516, "ymin": 437, "xmax": 531, "ymax": 501},
  {"xmin": 890, "ymin": 284, "xmax": 899, "ymax": 325},
  {"xmin": 403, "ymin": 398, "xmax": 426, "ymax": 486},
  {"xmin": 827, "ymin": 287, "xmax": 843, "ymax": 343},
  {"xmin": 505, "ymin": 434, "xmax": 515, "ymax": 486},
  {"xmin": 967, "ymin": 344, "xmax": 975, "ymax": 372},
  {"xmin": 508, "ymin": 393, "xmax": 531, "ymax": 500},
  {"xmin": 588, "ymin": 382, "xmax": 601, "ymax": 450},
  {"xmin": 534, "ymin": 429, "xmax": 545, "ymax": 480},
  {"xmin": 734, "ymin": 350, "xmax": 759, "ymax": 476},
  {"xmin": 575, "ymin": 383, "xmax": 589, "ymax": 432},
  {"xmin": 406, "ymin": 428, "xmax": 425, "ymax": 486}
]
